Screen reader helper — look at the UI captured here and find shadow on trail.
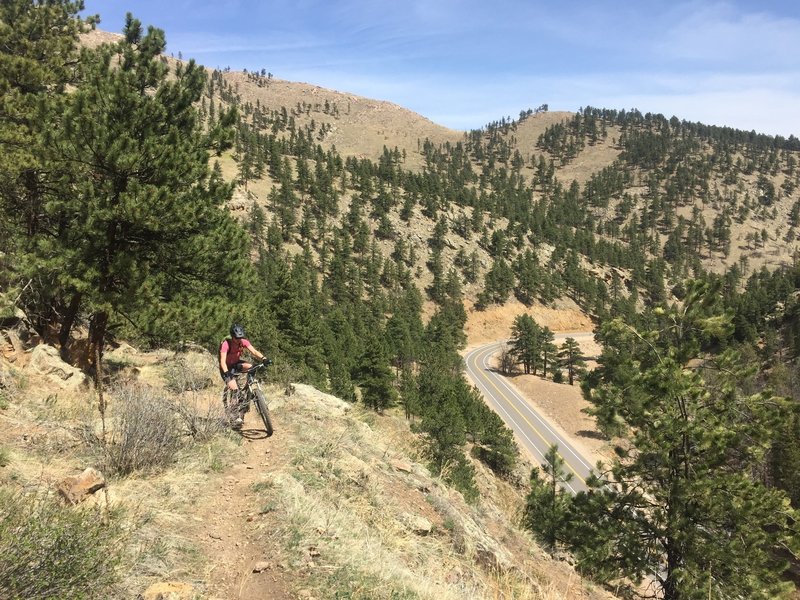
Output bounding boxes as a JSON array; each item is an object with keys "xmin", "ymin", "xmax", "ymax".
[{"xmin": 236, "ymin": 427, "xmax": 272, "ymax": 441}]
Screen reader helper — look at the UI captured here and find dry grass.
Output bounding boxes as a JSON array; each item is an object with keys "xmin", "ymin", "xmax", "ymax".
[
  {"xmin": 162, "ymin": 354, "xmax": 215, "ymax": 394},
  {"xmin": 245, "ymin": 385, "xmax": 608, "ymax": 600}
]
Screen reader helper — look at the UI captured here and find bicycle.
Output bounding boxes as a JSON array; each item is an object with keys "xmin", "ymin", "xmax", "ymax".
[{"xmin": 223, "ymin": 360, "xmax": 274, "ymax": 437}]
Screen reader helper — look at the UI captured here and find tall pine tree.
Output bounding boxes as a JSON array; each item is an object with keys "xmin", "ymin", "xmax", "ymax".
[
  {"xmin": 32, "ymin": 15, "xmax": 245, "ymax": 367},
  {"xmin": 574, "ymin": 281, "xmax": 798, "ymax": 599}
]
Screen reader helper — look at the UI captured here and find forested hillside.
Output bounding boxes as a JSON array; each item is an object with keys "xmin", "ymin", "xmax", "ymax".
[{"xmin": 1, "ymin": 3, "xmax": 799, "ymax": 599}]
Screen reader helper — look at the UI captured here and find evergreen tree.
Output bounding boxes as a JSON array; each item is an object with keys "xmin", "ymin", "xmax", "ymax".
[
  {"xmin": 539, "ymin": 326, "xmax": 557, "ymax": 379},
  {"xmin": 0, "ymin": 0, "xmax": 93, "ymax": 325},
  {"xmin": 472, "ymin": 403, "xmax": 518, "ymax": 476},
  {"xmin": 558, "ymin": 337, "xmax": 587, "ymax": 385},
  {"xmin": 573, "ymin": 281, "xmax": 798, "ymax": 599},
  {"xmin": 510, "ymin": 314, "xmax": 540, "ymax": 374},
  {"xmin": 358, "ymin": 330, "xmax": 397, "ymax": 411},
  {"xmin": 477, "ymin": 257, "xmax": 515, "ymax": 306},
  {"xmin": 522, "ymin": 444, "xmax": 574, "ymax": 554},
  {"xmin": 30, "ymin": 15, "xmax": 245, "ymax": 369},
  {"xmin": 417, "ymin": 357, "xmax": 477, "ymax": 501}
]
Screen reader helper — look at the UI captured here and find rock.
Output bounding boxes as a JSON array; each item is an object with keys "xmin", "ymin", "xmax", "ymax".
[
  {"xmin": 475, "ymin": 543, "xmax": 514, "ymax": 572},
  {"xmin": 104, "ymin": 341, "xmax": 139, "ymax": 360},
  {"xmin": 1, "ymin": 330, "xmax": 24, "ymax": 364},
  {"xmin": 390, "ymin": 459, "xmax": 412, "ymax": 473},
  {"xmin": 141, "ymin": 581, "xmax": 196, "ymax": 600},
  {"xmin": 26, "ymin": 345, "xmax": 88, "ymax": 390},
  {"xmin": 451, "ymin": 511, "xmax": 514, "ymax": 572},
  {"xmin": 252, "ymin": 561, "xmax": 272, "ymax": 573},
  {"xmin": 398, "ymin": 512, "xmax": 433, "ymax": 536},
  {"xmin": 57, "ymin": 467, "xmax": 105, "ymax": 505}
]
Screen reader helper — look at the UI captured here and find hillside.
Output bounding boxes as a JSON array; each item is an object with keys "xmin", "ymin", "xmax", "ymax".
[
  {"xmin": 79, "ymin": 29, "xmax": 800, "ymax": 296},
  {"xmin": 3, "ymin": 16, "xmax": 799, "ymax": 600},
  {"xmin": 209, "ymin": 55, "xmax": 800, "ymax": 286},
  {"xmin": 0, "ymin": 330, "xmax": 611, "ymax": 599}
]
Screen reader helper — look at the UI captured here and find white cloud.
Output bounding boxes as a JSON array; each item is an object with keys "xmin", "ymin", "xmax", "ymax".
[{"xmin": 658, "ymin": 2, "xmax": 800, "ymax": 67}]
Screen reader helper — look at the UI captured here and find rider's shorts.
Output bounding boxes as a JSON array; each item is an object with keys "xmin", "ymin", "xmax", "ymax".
[{"xmin": 220, "ymin": 360, "xmax": 247, "ymax": 381}]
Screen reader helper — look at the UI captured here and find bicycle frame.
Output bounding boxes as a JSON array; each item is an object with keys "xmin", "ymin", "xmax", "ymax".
[{"xmin": 223, "ymin": 361, "xmax": 273, "ymax": 435}]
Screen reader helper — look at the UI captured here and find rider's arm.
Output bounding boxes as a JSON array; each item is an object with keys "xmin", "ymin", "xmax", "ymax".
[
  {"xmin": 251, "ymin": 348, "xmax": 266, "ymax": 362},
  {"xmin": 244, "ymin": 340, "xmax": 265, "ymax": 362},
  {"xmin": 219, "ymin": 346, "xmax": 230, "ymax": 377}
]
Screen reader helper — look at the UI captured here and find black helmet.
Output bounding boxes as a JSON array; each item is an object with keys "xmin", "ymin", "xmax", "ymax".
[{"xmin": 230, "ymin": 323, "xmax": 245, "ymax": 339}]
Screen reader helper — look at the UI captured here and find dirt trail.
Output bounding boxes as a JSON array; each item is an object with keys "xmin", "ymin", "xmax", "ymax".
[{"xmin": 189, "ymin": 411, "xmax": 293, "ymax": 600}]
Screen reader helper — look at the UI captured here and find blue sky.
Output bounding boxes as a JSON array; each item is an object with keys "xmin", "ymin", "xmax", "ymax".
[{"xmin": 83, "ymin": 1, "xmax": 800, "ymax": 137}]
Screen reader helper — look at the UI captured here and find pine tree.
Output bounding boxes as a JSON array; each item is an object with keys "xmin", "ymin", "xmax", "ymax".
[
  {"xmin": 539, "ymin": 327, "xmax": 557, "ymax": 379},
  {"xmin": 522, "ymin": 444, "xmax": 574, "ymax": 554},
  {"xmin": 31, "ymin": 15, "xmax": 245, "ymax": 370},
  {"xmin": 472, "ymin": 403, "xmax": 518, "ymax": 476},
  {"xmin": 558, "ymin": 337, "xmax": 587, "ymax": 385},
  {"xmin": 574, "ymin": 281, "xmax": 798, "ymax": 599},
  {"xmin": 0, "ymin": 0, "xmax": 93, "ymax": 328},
  {"xmin": 510, "ymin": 314, "xmax": 540, "ymax": 374},
  {"xmin": 357, "ymin": 326, "xmax": 397, "ymax": 412}
]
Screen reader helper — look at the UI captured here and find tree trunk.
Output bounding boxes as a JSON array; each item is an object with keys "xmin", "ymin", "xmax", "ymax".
[
  {"xmin": 87, "ymin": 310, "xmax": 108, "ymax": 377},
  {"xmin": 58, "ymin": 292, "xmax": 82, "ymax": 361},
  {"xmin": 88, "ymin": 310, "xmax": 109, "ymax": 443}
]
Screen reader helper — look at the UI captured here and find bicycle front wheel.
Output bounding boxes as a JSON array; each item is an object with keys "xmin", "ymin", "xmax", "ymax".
[{"xmin": 254, "ymin": 390, "xmax": 274, "ymax": 437}]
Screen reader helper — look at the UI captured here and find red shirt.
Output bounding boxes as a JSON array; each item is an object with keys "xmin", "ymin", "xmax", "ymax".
[{"xmin": 220, "ymin": 338, "xmax": 253, "ymax": 368}]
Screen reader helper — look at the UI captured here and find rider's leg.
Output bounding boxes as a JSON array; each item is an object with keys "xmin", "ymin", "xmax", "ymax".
[{"xmin": 221, "ymin": 365, "xmax": 244, "ymax": 425}]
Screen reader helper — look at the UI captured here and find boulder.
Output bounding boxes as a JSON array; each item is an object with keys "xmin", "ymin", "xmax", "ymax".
[
  {"xmin": 57, "ymin": 467, "xmax": 106, "ymax": 505},
  {"xmin": 1, "ymin": 330, "xmax": 25, "ymax": 364},
  {"xmin": 26, "ymin": 344, "xmax": 88, "ymax": 390},
  {"xmin": 455, "ymin": 512, "xmax": 514, "ymax": 572},
  {"xmin": 252, "ymin": 561, "xmax": 272, "ymax": 573}
]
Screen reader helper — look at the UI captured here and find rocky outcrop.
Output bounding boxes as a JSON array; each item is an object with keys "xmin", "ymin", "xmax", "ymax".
[
  {"xmin": 398, "ymin": 512, "xmax": 434, "ymax": 536},
  {"xmin": 26, "ymin": 344, "xmax": 88, "ymax": 390}
]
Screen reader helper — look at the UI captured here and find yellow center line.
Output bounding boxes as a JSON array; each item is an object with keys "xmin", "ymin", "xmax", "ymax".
[{"xmin": 468, "ymin": 345, "xmax": 588, "ymax": 486}]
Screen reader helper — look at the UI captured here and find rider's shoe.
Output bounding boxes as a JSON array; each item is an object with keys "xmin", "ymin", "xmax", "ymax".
[{"xmin": 233, "ymin": 416, "xmax": 244, "ymax": 427}]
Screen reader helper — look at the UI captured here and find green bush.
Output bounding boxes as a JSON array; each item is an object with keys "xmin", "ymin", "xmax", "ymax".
[{"xmin": 0, "ymin": 489, "xmax": 124, "ymax": 599}]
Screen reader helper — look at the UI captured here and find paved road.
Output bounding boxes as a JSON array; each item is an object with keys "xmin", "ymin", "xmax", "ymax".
[{"xmin": 464, "ymin": 335, "xmax": 596, "ymax": 494}]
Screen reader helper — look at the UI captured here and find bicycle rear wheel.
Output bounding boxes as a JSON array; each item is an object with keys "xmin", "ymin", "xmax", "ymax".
[{"xmin": 254, "ymin": 389, "xmax": 274, "ymax": 437}]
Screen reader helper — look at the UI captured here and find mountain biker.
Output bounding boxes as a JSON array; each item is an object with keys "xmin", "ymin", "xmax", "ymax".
[{"xmin": 219, "ymin": 323, "xmax": 266, "ymax": 424}]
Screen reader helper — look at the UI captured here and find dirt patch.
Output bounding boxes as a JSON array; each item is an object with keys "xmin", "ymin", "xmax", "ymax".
[
  {"xmin": 464, "ymin": 298, "xmax": 594, "ymax": 348},
  {"xmin": 187, "ymin": 418, "xmax": 294, "ymax": 600}
]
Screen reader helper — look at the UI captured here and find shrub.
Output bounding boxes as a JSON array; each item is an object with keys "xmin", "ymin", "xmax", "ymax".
[
  {"xmin": 0, "ymin": 362, "xmax": 21, "ymax": 409},
  {"xmin": 174, "ymin": 396, "xmax": 227, "ymax": 442},
  {"xmin": 102, "ymin": 385, "xmax": 184, "ymax": 476},
  {"xmin": 0, "ymin": 488, "xmax": 124, "ymax": 599},
  {"xmin": 163, "ymin": 355, "xmax": 214, "ymax": 393}
]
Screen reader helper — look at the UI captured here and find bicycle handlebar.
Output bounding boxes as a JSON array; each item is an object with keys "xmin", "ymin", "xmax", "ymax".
[{"xmin": 244, "ymin": 360, "xmax": 272, "ymax": 375}]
